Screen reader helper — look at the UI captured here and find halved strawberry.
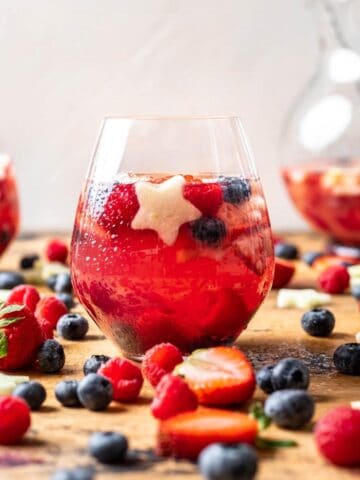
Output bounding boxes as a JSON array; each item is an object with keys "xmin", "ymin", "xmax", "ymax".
[
  {"xmin": 312, "ymin": 255, "xmax": 355, "ymax": 273},
  {"xmin": 272, "ymin": 258, "xmax": 296, "ymax": 289},
  {"xmin": 183, "ymin": 182, "xmax": 222, "ymax": 216},
  {"xmin": 157, "ymin": 407, "xmax": 258, "ymax": 460},
  {"xmin": 98, "ymin": 183, "xmax": 139, "ymax": 233},
  {"xmin": 174, "ymin": 347, "xmax": 256, "ymax": 406}
]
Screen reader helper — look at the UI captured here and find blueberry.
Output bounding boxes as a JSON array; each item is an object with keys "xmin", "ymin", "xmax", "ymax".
[
  {"xmin": 77, "ymin": 374, "xmax": 113, "ymax": 411},
  {"xmin": 256, "ymin": 365, "xmax": 275, "ymax": 394},
  {"xmin": 50, "ymin": 466, "xmax": 94, "ymax": 480},
  {"xmin": 19, "ymin": 254, "xmax": 39, "ymax": 270},
  {"xmin": 191, "ymin": 217, "xmax": 226, "ymax": 246},
  {"xmin": 351, "ymin": 285, "xmax": 360, "ymax": 300},
  {"xmin": 221, "ymin": 177, "xmax": 251, "ymax": 205},
  {"xmin": 88, "ymin": 431, "xmax": 128, "ymax": 464},
  {"xmin": 55, "ymin": 380, "xmax": 81, "ymax": 407},
  {"xmin": 302, "ymin": 251, "xmax": 323, "ymax": 266},
  {"xmin": 264, "ymin": 389, "xmax": 315, "ymax": 429},
  {"xmin": 274, "ymin": 243, "xmax": 299, "ymax": 260},
  {"xmin": 271, "ymin": 358, "xmax": 309, "ymax": 391},
  {"xmin": 46, "ymin": 274, "xmax": 58, "ymax": 291},
  {"xmin": 56, "ymin": 293, "xmax": 75, "ymax": 310},
  {"xmin": 198, "ymin": 443, "xmax": 258, "ymax": 480},
  {"xmin": 0, "ymin": 271, "xmax": 25, "ymax": 289},
  {"xmin": 333, "ymin": 343, "xmax": 360, "ymax": 375},
  {"xmin": 83, "ymin": 354, "xmax": 111, "ymax": 375},
  {"xmin": 37, "ymin": 339, "xmax": 65, "ymax": 373},
  {"xmin": 12, "ymin": 381, "xmax": 46, "ymax": 410},
  {"xmin": 301, "ymin": 308, "xmax": 335, "ymax": 337},
  {"xmin": 54, "ymin": 273, "xmax": 73, "ymax": 294},
  {"xmin": 57, "ymin": 313, "xmax": 89, "ymax": 341}
]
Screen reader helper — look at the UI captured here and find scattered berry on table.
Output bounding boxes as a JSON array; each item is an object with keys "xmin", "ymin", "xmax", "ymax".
[
  {"xmin": 157, "ymin": 407, "xmax": 258, "ymax": 460},
  {"xmin": 0, "ymin": 396, "xmax": 31, "ymax": 445},
  {"xmin": 198, "ymin": 442, "xmax": 258, "ymax": 480},
  {"xmin": 302, "ymin": 251, "xmax": 324, "ymax": 266},
  {"xmin": 45, "ymin": 239, "xmax": 68, "ymax": 264},
  {"xmin": 318, "ymin": 265, "xmax": 350, "ymax": 294},
  {"xmin": 151, "ymin": 374, "xmax": 198, "ymax": 420},
  {"xmin": 274, "ymin": 243, "xmax": 299, "ymax": 260},
  {"xmin": 35, "ymin": 296, "xmax": 68, "ymax": 330},
  {"xmin": 264, "ymin": 389, "xmax": 315, "ymax": 429},
  {"xmin": 142, "ymin": 342, "xmax": 183, "ymax": 387},
  {"xmin": 315, "ymin": 406, "xmax": 360, "ymax": 466},
  {"xmin": 0, "ymin": 303, "xmax": 44, "ymax": 370},
  {"xmin": 0, "ymin": 272, "xmax": 25, "ymax": 290},
  {"xmin": 191, "ymin": 217, "xmax": 226, "ymax": 246},
  {"xmin": 83, "ymin": 354, "xmax": 111, "ymax": 375},
  {"xmin": 301, "ymin": 308, "xmax": 335, "ymax": 337},
  {"xmin": 19, "ymin": 254, "xmax": 39, "ymax": 270},
  {"xmin": 7, "ymin": 285, "xmax": 40, "ymax": 313},
  {"xmin": 37, "ymin": 339, "xmax": 65, "ymax": 373},
  {"xmin": 12, "ymin": 381, "xmax": 46, "ymax": 410},
  {"xmin": 88, "ymin": 431, "xmax": 128, "ymax": 464},
  {"xmin": 50, "ymin": 466, "xmax": 94, "ymax": 480},
  {"xmin": 55, "ymin": 380, "xmax": 81, "ymax": 407},
  {"xmin": 256, "ymin": 365, "xmax": 275, "ymax": 394},
  {"xmin": 272, "ymin": 258, "xmax": 295, "ymax": 289},
  {"xmin": 271, "ymin": 358, "xmax": 310, "ymax": 391},
  {"xmin": 333, "ymin": 343, "xmax": 360, "ymax": 375},
  {"xmin": 53, "ymin": 273, "xmax": 73, "ymax": 294},
  {"xmin": 46, "ymin": 274, "xmax": 58, "ymax": 291},
  {"xmin": 174, "ymin": 347, "xmax": 256, "ymax": 406},
  {"xmin": 221, "ymin": 177, "xmax": 251, "ymax": 205},
  {"xmin": 98, "ymin": 357, "xmax": 143, "ymax": 402},
  {"xmin": 57, "ymin": 313, "xmax": 89, "ymax": 341},
  {"xmin": 77, "ymin": 373, "xmax": 113, "ymax": 411},
  {"xmin": 56, "ymin": 293, "xmax": 75, "ymax": 310}
]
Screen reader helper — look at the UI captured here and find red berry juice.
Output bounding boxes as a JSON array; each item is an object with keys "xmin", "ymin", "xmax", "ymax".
[{"xmin": 0, "ymin": 156, "xmax": 19, "ymax": 255}]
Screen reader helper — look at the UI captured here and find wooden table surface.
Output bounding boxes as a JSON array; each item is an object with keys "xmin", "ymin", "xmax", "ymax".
[{"xmin": 0, "ymin": 233, "xmax": 359, "ymax": 480}]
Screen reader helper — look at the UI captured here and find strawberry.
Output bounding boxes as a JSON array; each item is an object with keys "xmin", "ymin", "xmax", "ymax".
[
  {"xmin": 318, "ymin": 265, "xmax": 350, "ymax": 294},
  {"xmin": 0, "ymin": 397, "xmax": 31, "ymax": 445},
  {"xmin": 183, "ymin": 182, "xmax": 223, "ymax": 216},
  {"xmin": 157, "ymin": 407, "xmax": 258, "ymax": 460},
  {"xmin": 151, "ymin": 374, "xmax": 198, "ymax": 420},
  {"xmin": 142, "ymin": 343, "xmax": 183, "ymax": 387},
  {"xmin": 272, "ymin": 258, "xmax": 296, "ymax": 289},
  {"xmin": 7, "ymin": 285, "xmax": 40, "ymax": 313},
  {"xmin": 98, "ymin": 357, "xmax": 143, "ymax": 402},
  {"xmin": 45, "ymin": 239, "xmax": 68, "ymax": 264},
  {"xmin": 98, "ymin": 183, "xmax": 139, "ymax": 233},
  {"xmin": 315, "ymin": 406, "xmax": 360, "ymax": 466},
  {"xmin": 35, "ymin": 296, "xmax": 68, "ymax": 330},
  {"xmin": 174, "ymin": 347, "xmax": 256, "ymax": 406},
  {"xmin": 0, "ymin": 303, "xmax": 43, "ymax": 370}
]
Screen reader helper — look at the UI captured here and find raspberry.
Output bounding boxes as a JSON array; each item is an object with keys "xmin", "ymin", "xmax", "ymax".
[
  {"xmin": 35, "ymin": 296, "xmax": 68, "ymax": 330},
  {"xmin": 183, "ymin": 182, "xmax": 223, "ymax": 216},
  {"xmin": 0, "ymin": 304, "xmax": 43, "ymax": 370},
  {"xmin": 151, "ymin": 374, "xmax": 198, "ymax": 420},
  {"xmin": 142, "ymin": 343, "xmax": 183, "ymax": 387},
  {"xmin": 0, "ymin": 396, "xmax": 31, "ymax": 445},
  {"xmin": 99, "ymin": 183, "xmax": 140, "ymax": 232},
  {"xmin": 318, "ymin": 265, "xmax": 350, "ymax": 294},
  {"xmin": 315, "ymin": 406, "xmax": 360, "ymax": 466},
  {"xmin": 45, "ymin": 239, "xmax": 68, "ymax": 264},
  {"xmin": 38, "ymin": 318, "xmax": 54, "ymax": 340},
  {"xmin": 7, "ymin": 285, "xmax": 40, "ymax": 313},
  {"xmin": 98, "ymin": 357, "xmax": 143, "ymax": 402}
]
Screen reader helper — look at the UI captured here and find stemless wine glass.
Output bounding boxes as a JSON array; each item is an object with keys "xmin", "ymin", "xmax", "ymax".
[
  {"xmin": 71, "ymin": 117, "xmax": 274, "ymax": 360},
  {"xmin": 0, "ymin": 155, "xmax": 19, "ymax": 256}
]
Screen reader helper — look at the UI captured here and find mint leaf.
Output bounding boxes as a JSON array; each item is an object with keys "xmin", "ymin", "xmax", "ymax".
[
  {"xmin": 255, "ymin": 437, "xmax": 298, "ymax": 449},
  {"xmin": 0, "ymin": 317, "xmax": 25, "ymax": 328},
  {"xmin": 0, "ymin": 330, "xmax": 8, "ymax": 359},
  {"xmin": 0, "ymin": 304, "xmax": 24, "ymax": 316},
  {"xmin": 249, "ymin": 402, "xmax": 271, "ymax": 431}
]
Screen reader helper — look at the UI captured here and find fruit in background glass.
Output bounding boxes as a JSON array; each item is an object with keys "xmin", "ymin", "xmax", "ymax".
[
  {"xmin": 272, "ymin": 258, "xmax": 295, "ymax": 289},
  {"xmin": 0, "ymin": 156, "xmax": 19, "ymax": 256}
]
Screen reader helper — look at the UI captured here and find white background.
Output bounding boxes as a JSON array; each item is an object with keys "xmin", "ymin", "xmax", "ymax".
[{"xmin": 0, "ymin": 0, "xmax": 320, "ymax": 232}]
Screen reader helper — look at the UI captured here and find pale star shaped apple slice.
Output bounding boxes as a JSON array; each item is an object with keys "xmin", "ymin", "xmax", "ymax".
[{"xmin": 131, "ymin": 175, "xmax": 201, "ymax": 246}]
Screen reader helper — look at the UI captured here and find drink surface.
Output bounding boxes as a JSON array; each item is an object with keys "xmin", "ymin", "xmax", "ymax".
[
  {"xmin": 282, "ymin": 158, "xmax": 360, "ymax": 246},
  {"xmin": 71, "ymin": 173, "xmax": 274, "ymax": 356},
  {"xmin": 0, "ymin": 156, "xmax": 19, "ymax": 255}
]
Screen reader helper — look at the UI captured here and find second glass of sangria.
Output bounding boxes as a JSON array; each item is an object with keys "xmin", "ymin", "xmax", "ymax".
[{"xmin": 71, "ymin": 117, "xmax": 274, "ymax": 359}]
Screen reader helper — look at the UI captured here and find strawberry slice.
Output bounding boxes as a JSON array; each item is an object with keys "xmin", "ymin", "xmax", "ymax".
[
  {"xmin": 98, "ymin": 183, "xmax": 139, "ymax": 233},
  {"xmin": 174, "ymin": 347, "xmax": 256, "ymax": 406},
  {"xmin": 183, "ymin": 182, "xmax": 222, "ymax": 217},
  {"xmin": 157, "ymin": 407, "xmax": 258, "ymax": 460},
  {"xmin": 272, "ymin": 258, "xmax": 296, "ymax": 289}
]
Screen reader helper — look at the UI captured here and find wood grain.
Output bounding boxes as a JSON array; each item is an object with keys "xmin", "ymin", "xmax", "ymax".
[{"xmin": 0, "ymin": 233, "xmax": 359, "ymax": 480}]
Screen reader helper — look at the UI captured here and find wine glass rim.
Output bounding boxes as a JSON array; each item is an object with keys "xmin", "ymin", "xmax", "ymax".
[{"xmin": 103, "ymin": 115, "xmax": 242, "ymax": 121}]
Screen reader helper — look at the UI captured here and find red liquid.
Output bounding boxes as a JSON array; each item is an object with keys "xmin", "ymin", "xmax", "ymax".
[
  {"xmin": 71, "ymin": 174, "xmax": 274, "ymax": 357},
  {"xmin": 282, "ymin": 159, "xmax": 360, "ymax": 246},
  {"xmin": 0, "ymin": 157, "xmax": 19, "ymax": 255}
]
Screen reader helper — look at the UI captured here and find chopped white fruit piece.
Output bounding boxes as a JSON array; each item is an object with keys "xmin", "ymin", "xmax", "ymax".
[
  {"xmin": 356, "ymin": 332, "xmax": 360, "ymax": 343},
  {"xmin": 131, "ymin": 175, "xmax": 201, "ymax": 246},
  {"xmin": 348, "ymin": 264, "xmax": 360, "ymax": 279},
  {"xmin": 41, "ymin": 261, "xmax": 69, "ymax": 281},
  {"xmin": 351, "ymin": 401, "xmax": 360, "ymax": 410},
  {"xmin": 0, "ymin": 290, "xmax": 9, "ymax": 302},
  {"xmin": 277, "ymin": 289, "xmax": 331, "ymax": 309},
  {"xmin": 350, "ymin": 277, "xmax": 360, "ymax": 288},
  {"xmin": 0, "ymin": 373, "xmax": 29, "ymax": 395},
  {"xmin": 0, "ymin": 373, "xmax": 29, "ymax": 384}
]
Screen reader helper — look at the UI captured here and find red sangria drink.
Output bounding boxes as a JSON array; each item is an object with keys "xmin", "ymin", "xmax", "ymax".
[
  {"xmin": 282, "ymin": 158, "xmax": 360, "ymax": 246},
  {"xmin": 0, "ymin": 155, "xmax": 19, "ymax": 255}
]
